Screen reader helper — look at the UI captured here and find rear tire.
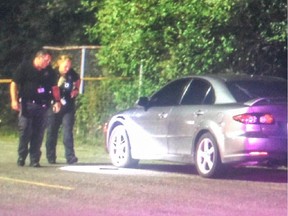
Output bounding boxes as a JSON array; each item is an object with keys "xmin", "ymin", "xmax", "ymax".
[
  {"xmin": 108, "ymin": 125, "xmax": 138, "ymax": 168},
  {"xmin": 195, "ymin": 133, "xmax": 223, "ymax": 178}
]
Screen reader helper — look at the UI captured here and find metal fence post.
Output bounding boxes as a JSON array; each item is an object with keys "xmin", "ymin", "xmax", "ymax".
[{"xmin": 79, "ymin": 48, "xmax": 86, "ymax": 94}]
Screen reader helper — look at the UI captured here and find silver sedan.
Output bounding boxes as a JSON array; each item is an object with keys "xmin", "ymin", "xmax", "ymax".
[{"xmin": 106, "ymin": 74, "xmax": 287, "ymax": 178}]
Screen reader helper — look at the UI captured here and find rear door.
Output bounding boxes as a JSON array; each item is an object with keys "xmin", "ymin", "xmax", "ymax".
[{"xmin": 167, "ymin": 78, "xmax": 215, "ymax": 155}]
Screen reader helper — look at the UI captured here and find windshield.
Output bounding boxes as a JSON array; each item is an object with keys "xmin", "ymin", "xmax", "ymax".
[{"xmin": 226, "ymin": 79, "xmax": 287, "ymax": 103}]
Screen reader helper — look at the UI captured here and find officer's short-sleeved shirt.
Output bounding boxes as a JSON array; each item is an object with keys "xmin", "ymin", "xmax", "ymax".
[
  {"xmin": 58, "ymin": 68, "xmax": 80, "ymax": 106},
  {"xmin": 12, "ymin": 60, "xmax": 57, "ymax": 104}
]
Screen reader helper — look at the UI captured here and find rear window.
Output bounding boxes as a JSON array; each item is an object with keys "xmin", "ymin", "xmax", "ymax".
[{"xmin": 226, "ymin": 80, "xmax": 287, "ymax": 103}]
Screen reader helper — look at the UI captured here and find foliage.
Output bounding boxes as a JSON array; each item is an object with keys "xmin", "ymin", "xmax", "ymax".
[
  {"xmin": 0, "ymin": 85, "xmax": 18, "ymax": 130},
  {"xmin": 1, "ymin": 0, "xmax": 286, "ymax": 138},
  {"xmin": 225, "ymin": 0, "xmax": 287, "ymax": 78},
  {"xmin": 0, "ymin": 0, "xmax": 97, "ymax": 131},
  {"xmin": 0, "ymin": 0, "xmax": 97, "ymax": 76},
  {"xmin": 84, "ymin": 0, "xmax": 287, "ymax": 111},
  {"xmin": 93, "ymin": 0, "xmax": 234, "ymax": 76},
  {"xmin": 75, "ymin": 80, "xmax": 116, "ymax": 141}
]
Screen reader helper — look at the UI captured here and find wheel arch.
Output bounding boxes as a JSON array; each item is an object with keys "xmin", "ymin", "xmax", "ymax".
[
  {"xmin": 106, "ymin": 116, "xmax": 126, "ymax": 152},
  {"xmin": 192, "ymin": 122, "xmax": 225, "ymax": 163},
  {"xmin": 107, "ymin": 119, "xmax": 139, "ymax": 168}
]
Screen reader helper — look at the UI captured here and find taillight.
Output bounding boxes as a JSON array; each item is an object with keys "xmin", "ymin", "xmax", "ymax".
[
  {"xmin": 259, "ymin": 114, "xmax": 274, "ymax": 124},
  {"xmin": 233, "ymin": 113, "xmax": 274, "ymax": 124}
]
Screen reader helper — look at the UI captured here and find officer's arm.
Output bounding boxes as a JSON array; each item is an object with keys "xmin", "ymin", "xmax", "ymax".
[
  {"xmin": 71, "ymin": 79, "xmax": 81, "ymax": 98},
  {"xmin": 52, "ymin": 85, "xmax": 61, "ymax": 102},
  {"xmin": 74, "ymin": 79, "xmax": 80, "ymax": 90},
  {"xmin": 10, "ymin": 81, "xmax": 20, "ymax": 112},
  {"xmin": 52, "ymin": 86, "xmax": 61, "ymax": 113}
]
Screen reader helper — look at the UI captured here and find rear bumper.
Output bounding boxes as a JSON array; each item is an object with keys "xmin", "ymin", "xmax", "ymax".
[{"xmin": 221, "ymin": 136, "xmax": 287, "ymax": 166}]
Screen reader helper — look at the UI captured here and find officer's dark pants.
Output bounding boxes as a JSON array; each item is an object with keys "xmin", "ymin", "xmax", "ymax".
[
  {"xmin": 45, "ymin": 105, "xmax": 76, "ymax": 162},
  {"xmin": 18, "ymin": 102, "xmax": 49, "ymax": 163}
]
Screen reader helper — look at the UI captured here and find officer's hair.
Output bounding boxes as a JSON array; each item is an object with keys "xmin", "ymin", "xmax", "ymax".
[
  {"xmin": 35, "ymin": 50, "xmax": 51, "ymax": 57},
  {"xmin": 52, "ymin": 54, "xmax": 72, "ymax": 69}
]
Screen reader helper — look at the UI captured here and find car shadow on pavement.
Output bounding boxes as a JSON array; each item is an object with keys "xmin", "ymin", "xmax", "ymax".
[
  {"xmin": 136, "ymin": 163, "xmax": 287, "ymax": 183},
  {"xmin": 53, "ymin": 162, "xmax": 287, "ymax": 183},
  {"xmin": 223, "ymin": 166, "xmax": 287, "ymax": 183},
  {"xmin": 138, "ymin": 163, "xmax": 197, "ymax": 175}
]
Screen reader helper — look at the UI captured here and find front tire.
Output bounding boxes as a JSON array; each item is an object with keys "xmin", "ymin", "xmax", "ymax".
[
  {"xmin": 195, "ymin": 133, "xmax": 223, "ymax": 178},
  {"xmin": 108, "ymin": 124, "xmax": 138, "ymax": 168}
]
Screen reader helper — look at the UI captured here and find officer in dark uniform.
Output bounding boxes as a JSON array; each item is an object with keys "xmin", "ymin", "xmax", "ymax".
[
  {"xmin": 10, "ymin": 50, "xmax": 61, "ymax": 167},
  {"xmin": 45, "ymin": 54, "xmax": 80, "ymax": 164}
]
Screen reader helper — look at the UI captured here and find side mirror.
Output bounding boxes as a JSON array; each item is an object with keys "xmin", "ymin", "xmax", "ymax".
[{"xmin": 136, "ymin": 97, "xmax": 149, "ymax": 107}]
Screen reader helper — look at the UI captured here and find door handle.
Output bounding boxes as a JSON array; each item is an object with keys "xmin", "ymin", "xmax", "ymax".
[
  {"xmin": 158, "ymin": 112, "xmax": 168, "ymax": 119},
  {"xmin": 194, "ymin": 110, "xmax": 204, "ymax": 116}
]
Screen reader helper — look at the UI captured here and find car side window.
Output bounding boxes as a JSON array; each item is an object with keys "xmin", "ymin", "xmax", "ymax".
[
  {"xmin": 149, "ymin": 78, "xmax": 191, "ymax": 106},
  {"xmin": 226, "ymin": 80, "xmax": 287, "ymax": 102},
  {"xmin": 181, "ymin": 79, "xmax": 215, "ymax": 105}
]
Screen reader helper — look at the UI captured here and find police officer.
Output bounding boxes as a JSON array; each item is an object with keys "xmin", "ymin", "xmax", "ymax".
[
  {"xmin": 45, "ymin": 54, "xmax": 80, "ymax": 164},
  {"xmin": 10, "ymin": 50, "xmax": 61, "ymax": 167}
]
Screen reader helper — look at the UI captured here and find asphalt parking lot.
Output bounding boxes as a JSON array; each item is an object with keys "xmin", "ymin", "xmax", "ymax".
[{"xmin": 0, "ymin": 137, "xmax": 287, "ymax": 216}]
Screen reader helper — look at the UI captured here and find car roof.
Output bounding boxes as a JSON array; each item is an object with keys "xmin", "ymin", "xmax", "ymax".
[
  {"xmin": 185, "ymin": 73, "xmax": 286, "ymax": 82},
  {"xmin": 177, "ymin": 74, "xmax": 287, "ymax": 104}
]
